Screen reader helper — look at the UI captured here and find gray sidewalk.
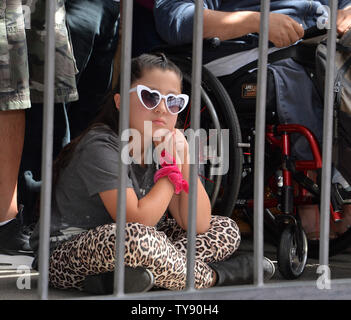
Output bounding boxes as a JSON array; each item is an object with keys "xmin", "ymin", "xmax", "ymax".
[
  {"xmin": 1, "ymin": 236, "xmax": 350, "ymax": 300},
  {"xmin": 239, "ymin": 236, "xmax": 351, "ymax": 283}
]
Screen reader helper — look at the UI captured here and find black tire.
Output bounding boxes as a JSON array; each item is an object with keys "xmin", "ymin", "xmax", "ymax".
[
  {"xmin": 167, "ymin": 55, "xmax": 243, "ymax": 217},
  {"xmin": 277, "ymin": 224, "xmax": 308, "ymax": 279}
]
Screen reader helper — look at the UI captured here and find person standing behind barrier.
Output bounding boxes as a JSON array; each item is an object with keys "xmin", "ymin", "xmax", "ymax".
[
  {"xmin": 0, "ymin": 0, "xmax": 33, "ymax": 256},
  {"xmin": 29, "ymin": 53, "xmax": 275, "ymax": 293},
  {"xmin": 0, "ymin": 0, "xmax": 78, "ymax": 258}
]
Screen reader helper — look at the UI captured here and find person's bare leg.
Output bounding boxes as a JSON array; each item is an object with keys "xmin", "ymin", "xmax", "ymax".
[{"xmin": 0, "ymin": 110, "xmax": 25, "ymax": 222}]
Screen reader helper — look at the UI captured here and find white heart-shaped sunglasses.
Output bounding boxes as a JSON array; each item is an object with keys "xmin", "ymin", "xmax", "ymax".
[{"xmin": 129, "ymin": 84, "xmax": 189, "ymax": 115}]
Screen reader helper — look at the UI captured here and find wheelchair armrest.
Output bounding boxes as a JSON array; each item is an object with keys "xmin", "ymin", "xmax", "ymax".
[
  {"xmin": 152, "ymin": 27, "xmax": 326, "ymax": 73},
  {"xmin": 152, "ymin": 26, "xmax": 326, "ymax": 57},
  {"xmin": 302, "ymin": 26, "xmax": 327, "ymax": 40},
  {"xmin": 151, "ymin": 36, "xmax": 263, "ymax": 65}
]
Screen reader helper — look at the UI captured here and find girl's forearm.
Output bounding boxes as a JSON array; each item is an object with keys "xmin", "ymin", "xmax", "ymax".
[
  {"xmin": 101, "ymin": 178, "xmax": 175, "ymax": 227},
  {"xmin": 175, "ymin": 162, "xmax": 212, "ymax": 234},
  {"xmin": 133, "ymin": 177, "xmax": 175, "ymax": 226}
]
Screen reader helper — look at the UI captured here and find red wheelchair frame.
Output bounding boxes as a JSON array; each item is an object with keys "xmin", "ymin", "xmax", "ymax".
[{"xmin": 240, "ymin": 122, "xmax": 344, "ymax": 279}]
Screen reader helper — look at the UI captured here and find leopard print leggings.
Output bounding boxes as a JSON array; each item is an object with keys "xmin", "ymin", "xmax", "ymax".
[{"xmin": 49, "ymin": 215, "xmax": 240, "ymax": 291}]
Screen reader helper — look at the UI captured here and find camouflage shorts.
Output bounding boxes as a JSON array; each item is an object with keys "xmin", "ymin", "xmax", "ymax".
[{"xmin": 0, "ymin": 0, "xmax": 78, "ymax": 111}]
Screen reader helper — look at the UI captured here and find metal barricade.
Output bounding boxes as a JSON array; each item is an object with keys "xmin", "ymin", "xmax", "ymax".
[
  {"xmin": 37, "ymin": 0, "xmax": 56, "ymax": 300},
  {"xmin": 35, "ymin": 0, "xmax": 351, "ymax": 300}
]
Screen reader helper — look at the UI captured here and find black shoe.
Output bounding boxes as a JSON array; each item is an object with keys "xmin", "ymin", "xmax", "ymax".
[
  {"xmin": 82, "ymin": 266, "xmax": 154, "ymax": 295},
  {"xmin": 209, "ymin": 254, "xmax": 275, "ymax": 286},
  {"xmin": 333, "ymin": 183, "xmax": 351, "ymax": 205},
  {"xmin": 0, "ymin": 206, "xmax": 33, "ymax": 256}
]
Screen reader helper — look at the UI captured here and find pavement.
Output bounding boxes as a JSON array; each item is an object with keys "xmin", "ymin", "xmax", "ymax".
[
  {"xmin": 239, "ymin": 234, "xmax": 351, "ymax": 283},
  {"xmin": 1, "ymin": 232, "xmax": 351, "ymax": 300}
]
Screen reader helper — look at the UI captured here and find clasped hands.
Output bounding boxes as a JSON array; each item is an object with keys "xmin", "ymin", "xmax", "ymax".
[{"xmin": 153, "ymin": 128, "xmax": 189, "ymax": 172}]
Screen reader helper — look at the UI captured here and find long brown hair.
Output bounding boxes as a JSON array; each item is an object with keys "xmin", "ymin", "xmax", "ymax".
[{"xmin": 52, "ymin": 53, "xmax": 183, "ymax": 187}]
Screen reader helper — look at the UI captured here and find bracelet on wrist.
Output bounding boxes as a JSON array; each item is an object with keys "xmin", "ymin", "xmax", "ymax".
[{"xmin": 154, "ymin": 150, "xmax": 189, "ymax": 194}]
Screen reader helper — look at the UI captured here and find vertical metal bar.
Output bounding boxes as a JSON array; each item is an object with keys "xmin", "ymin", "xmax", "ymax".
[
  {"xmin": 253, "ymin": 0, "xmax": 270, "ymax": 286},
  {"xmin": 37, "ymin": 0, "xmax": 56, "ymax": 300},
  {"xmin": 186, "ymin": 0, "xmax": 203, "ymax": 291},
  {"xmin": 319, "ymin": 0, "xmax": 338, "ymax": 268},
  {"xmin": 113, "ymin": 0, "xmax": 133, "ymax": 296}
]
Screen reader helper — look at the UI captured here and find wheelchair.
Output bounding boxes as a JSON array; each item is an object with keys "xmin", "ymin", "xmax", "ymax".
[{"xmin": 157, "ymin": 28, "xmax": 351, "ymax": 280}]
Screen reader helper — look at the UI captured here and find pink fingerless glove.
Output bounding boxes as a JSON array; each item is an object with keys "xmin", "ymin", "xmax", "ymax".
[{"xmin": 154, "ymin": 150, "xmax": 189, "ymax": 194}]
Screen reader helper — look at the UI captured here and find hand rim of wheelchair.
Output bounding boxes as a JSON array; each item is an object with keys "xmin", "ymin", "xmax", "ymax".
[
  {"xmin": 166, "ymin": 55, "xmax": 243, "ymax": 217},
  {"xmin": 182, "ymin": 73, "xmax": 230, "ymax": 208}
]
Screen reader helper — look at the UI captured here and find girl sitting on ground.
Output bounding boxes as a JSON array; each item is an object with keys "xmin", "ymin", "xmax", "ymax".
[{"xmin": 30, "ymin": 53, "xmax": 274, "ymax": 293}]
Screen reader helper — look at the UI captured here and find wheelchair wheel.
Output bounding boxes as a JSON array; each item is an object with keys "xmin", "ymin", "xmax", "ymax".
[
  {"xmin": 167, "ymin": 55, "xmax": 243, "ymax": 217},
  {"xmin": 277, "ymin": 224, "xmax": 308, "ymax": 279}
]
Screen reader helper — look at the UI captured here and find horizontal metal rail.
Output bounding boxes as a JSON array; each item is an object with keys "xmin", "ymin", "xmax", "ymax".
[{"xmin": 74, "ymin": 278, "xmax": 351, "ymax": 300}]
